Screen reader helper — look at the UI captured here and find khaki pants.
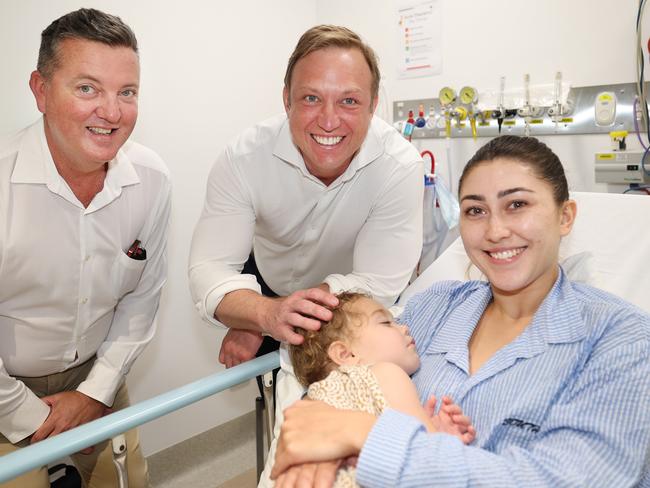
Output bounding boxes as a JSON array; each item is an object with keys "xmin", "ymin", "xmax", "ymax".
[{"xmin": 0, "ymin": 359, "xmax": 149, "ymax": 487}]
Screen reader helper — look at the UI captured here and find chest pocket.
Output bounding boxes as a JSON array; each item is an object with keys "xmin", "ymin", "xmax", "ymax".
[
  {"xmin": 483, "ymin": 412, "xmax": 545, "ymax": 453},
  {"xmin": 111, "ymin": 251, "xmax": 147, "ymax": 300}
]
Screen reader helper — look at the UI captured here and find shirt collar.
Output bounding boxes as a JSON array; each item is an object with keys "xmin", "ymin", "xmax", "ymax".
[
  {"xmin": 272, "ymin": 115, "xmax": 384, "ymax": 186},
  {"xmin": 11, "ymin": 118, "xmax": 55, "ymax": 186},
  {"xmin": 428, "ymin": 267, "xmax": 587, "ymax": 357},
  {"xmin": 87, "ymin": 144, "xmax": 140, "ymax": 212},
  {"xmin": 11, "ymin": 117, "xmax": 140, "ymax": 211},
  {"xmin": 534, "ymin": 266, "xmax": 587, "ymax": 345}
]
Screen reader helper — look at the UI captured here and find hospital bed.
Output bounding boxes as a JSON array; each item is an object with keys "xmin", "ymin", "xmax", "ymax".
[
  {"xmin": 0, "ymin": 191, "xmax": 647, "ymax": 485},
  {"xmin": 258, "ymin": 190, "xmax": 650, "ymax": 486}
]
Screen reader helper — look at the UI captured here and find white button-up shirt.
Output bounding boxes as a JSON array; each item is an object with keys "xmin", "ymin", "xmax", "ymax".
[
  {"xmin": 189, "ymin": 114, "xmax": 424, "ymax": 327},
  {"xmin": 0, "ymin": 119, "xmax": 171, "ymax": 442}
]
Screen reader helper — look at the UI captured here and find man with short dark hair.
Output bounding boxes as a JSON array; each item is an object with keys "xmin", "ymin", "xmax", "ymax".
[{"xmin": 0, "ymin": 8, "xmax": 170, "ymax": 487}]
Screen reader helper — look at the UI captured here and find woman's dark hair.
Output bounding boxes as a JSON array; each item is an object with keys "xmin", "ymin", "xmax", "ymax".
[{"xmin": 458, "ymin": 136, "xmax": 569, "ymax": 205}]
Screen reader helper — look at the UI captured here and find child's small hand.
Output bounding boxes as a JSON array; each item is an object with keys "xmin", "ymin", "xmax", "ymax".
[
  {"xmin": 428, "ymin": 395, "xmax": 476, "ymax": 445},
  {"xmin": 423, "ymin": 394, "xmax": 438, "ymax": 418}
]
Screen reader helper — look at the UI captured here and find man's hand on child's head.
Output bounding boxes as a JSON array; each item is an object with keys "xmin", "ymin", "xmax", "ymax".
[
  {"xmin": 262, "ymin": 287, "xmax": 338, "ymax": 344},
  {"xmin": 428, "ymin": 395, "xmax": 476, "ymax": 445}
]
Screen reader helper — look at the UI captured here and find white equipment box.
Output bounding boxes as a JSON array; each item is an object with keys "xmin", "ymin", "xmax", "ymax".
[{"xmin": 595, "ymin": 151, "xmax": 650, "ymax": 184}]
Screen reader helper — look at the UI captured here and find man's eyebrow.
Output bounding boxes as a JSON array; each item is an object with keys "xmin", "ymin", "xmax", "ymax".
[
  {"xmin": 72, "ymin": 74, "xmax": 102, "ymax": 84},
  {"xmin": 293, "ymin": 86, "xmax": 364, "ymax": 95},
  {"xmin": 72, "ymin": 75, "xmax": 139, "ymax": 89},
  {"xmin": 340, "ymin": 88, "xmax": 364, "ymax": 95}
]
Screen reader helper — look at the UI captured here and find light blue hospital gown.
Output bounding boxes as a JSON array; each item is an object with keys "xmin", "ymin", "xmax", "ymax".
[{"xmin": 357, "ymin": 268, "xmax": 650, "ymax": 488}]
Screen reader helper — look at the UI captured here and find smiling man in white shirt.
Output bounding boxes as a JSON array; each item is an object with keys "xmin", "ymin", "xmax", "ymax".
[
  {"xmin": 190, "ymin": 25, "xmax": 424, "ymax": 367},
  {"xmin": 189, "ymin": 26, "xmax": 423, "ymax": 486},
  {"xmin": 0, "ymin": 8, "xmax": 170, "ymax": 488}
]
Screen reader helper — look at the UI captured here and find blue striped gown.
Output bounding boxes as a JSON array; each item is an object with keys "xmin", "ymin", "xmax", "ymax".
[{"xmin": 356, "ymin": 268, "xmax": 650, "ymax": 487}]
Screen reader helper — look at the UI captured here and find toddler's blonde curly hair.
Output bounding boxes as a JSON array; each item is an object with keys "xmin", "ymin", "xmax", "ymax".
[{"xmin": 289, "ymin": 292, "xmax": 368, "ymax": 387}]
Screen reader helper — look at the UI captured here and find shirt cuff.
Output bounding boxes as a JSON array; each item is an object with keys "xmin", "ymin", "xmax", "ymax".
[
  {"xmin": 200, "ymin": 275, "xmax": 263, "ymax": 328},
  {"xmin": 0, "ymin": 391, "xmax": 50, "ymax": 443},
  {"xmin": 76, "ymin": 361, "xmax": 123, "ymax": 407},
  {"xmin": 356, "ymin": 409, "xmax": 427, "ymax": 487}
]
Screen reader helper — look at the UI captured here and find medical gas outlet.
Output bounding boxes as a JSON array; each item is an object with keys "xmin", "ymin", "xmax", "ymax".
[
  {"xmin": 393, "ymin": 81, "xmax": 639, "ymax": 139},
  {"xmin": 439, "ymin": 87, "xmax": 457, "ymax": 138},
  {"xmin": 517, "ymin": 74, "xmax": 545, "ymax": 136},
  {"xmin": 547, "ymin": 72, "xmax": 574, "ymax": 128},
  {"xmin": 594, "ymin": 151, "xmax": 649, "ymax": 184},
  {"xmin": 459, "ymin": 86, "xmax": 479, "ymax": 139}
]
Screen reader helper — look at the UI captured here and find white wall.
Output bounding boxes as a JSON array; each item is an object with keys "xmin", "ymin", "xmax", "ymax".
[
  {"xmin": 316, "ymin": 0, "xmax": 650, "ymax": 195},
  {"xmin": 0, "ymin": 1, "xmax": 317, "ymax": 456}
]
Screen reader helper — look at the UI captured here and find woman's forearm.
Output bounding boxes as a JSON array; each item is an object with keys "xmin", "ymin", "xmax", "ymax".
[{"xmin": 272, "ymin": 400, "xmax": 376, "ymax": 479}]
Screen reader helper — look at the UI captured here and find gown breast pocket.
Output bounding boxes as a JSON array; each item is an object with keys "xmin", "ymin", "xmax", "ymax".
[
  {"xmin": 111, "ymin": 251, "xmax": 147, "ymax": 300},
  {"xmin": 485, "ymin": 414, "xmax": 544, "ymax": 453}
]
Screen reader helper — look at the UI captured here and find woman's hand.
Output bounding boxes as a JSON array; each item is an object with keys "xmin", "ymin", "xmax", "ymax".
[
  {"xmin": 271, "ymin": 400, "xmax": 376, "ymax": 480},
  {"xmin": 275, "ymin": 460, "xmax": 341, "ymax": 488}
]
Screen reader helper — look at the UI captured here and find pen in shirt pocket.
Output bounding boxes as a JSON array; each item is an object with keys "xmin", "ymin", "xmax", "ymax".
[{"xmin": 126, "ymin": 239, "xmax": 147, "ymax": 261}]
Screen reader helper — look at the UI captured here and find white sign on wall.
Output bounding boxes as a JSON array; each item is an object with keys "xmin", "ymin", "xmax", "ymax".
[{"xmin": 396, "ymin": 0, "xmax": 442, "ymax": 79}]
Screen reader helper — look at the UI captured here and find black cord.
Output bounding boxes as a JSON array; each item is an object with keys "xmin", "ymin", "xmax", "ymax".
[
  {"xmin": 643, "ymin": 145, "xmax": 650, "ymax": 176},
  {"xmin": 637, "ymin": 0, "xmax": 650, "ymax": 141}
]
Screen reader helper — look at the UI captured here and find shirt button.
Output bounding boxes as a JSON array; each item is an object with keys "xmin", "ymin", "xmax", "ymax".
[
  {"xmin": 81, "ymin": 298, "xmax": 88, "ymax": 304},
  {"xmin": 84, "ymin": 255, "xmax": 90, "ymax": 262}
]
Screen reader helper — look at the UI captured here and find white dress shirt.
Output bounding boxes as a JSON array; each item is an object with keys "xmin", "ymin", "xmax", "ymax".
[
  {"xmin": 0, "ymin": 119, "xmax": 171, "ymax": 442},
  {"xmin": 189, "ymin": 113, "xmax": 424, "ymax": 327}
]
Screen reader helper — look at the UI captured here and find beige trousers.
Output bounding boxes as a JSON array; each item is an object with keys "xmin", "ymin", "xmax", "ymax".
[{"xmin": 0, "ymin": 358, "xmax": 149, "ymax": 487}]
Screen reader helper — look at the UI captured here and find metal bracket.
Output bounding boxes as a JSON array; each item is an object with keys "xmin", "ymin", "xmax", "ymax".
[
  {"xmin": 111, "ymin": 434, "xmax": 128, "ymax": 488},
  {"xmin": 261, "ymin": 371, "xmax": 275, "ymax": 450}
]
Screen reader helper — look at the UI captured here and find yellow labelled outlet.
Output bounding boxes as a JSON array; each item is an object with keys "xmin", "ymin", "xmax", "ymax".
[{"xmin": 596, "ymin": 153, "xmax": 615, "ymax": 159}]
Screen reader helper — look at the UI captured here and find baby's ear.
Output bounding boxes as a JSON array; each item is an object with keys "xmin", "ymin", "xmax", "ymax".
[{"xmin": 327, "ymin": 340, "xmax": 358, "ymax": 367}]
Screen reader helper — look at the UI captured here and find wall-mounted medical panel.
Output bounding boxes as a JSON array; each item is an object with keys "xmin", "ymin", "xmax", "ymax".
[{"xmin": 393, "ymin": 82, "xmax": 646, "ymax": 139}]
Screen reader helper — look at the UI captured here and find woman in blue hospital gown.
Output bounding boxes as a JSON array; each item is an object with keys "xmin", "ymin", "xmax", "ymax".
[{"xmin": 271, "ymin": 135, "xmax": 650, "ymax": 488}]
